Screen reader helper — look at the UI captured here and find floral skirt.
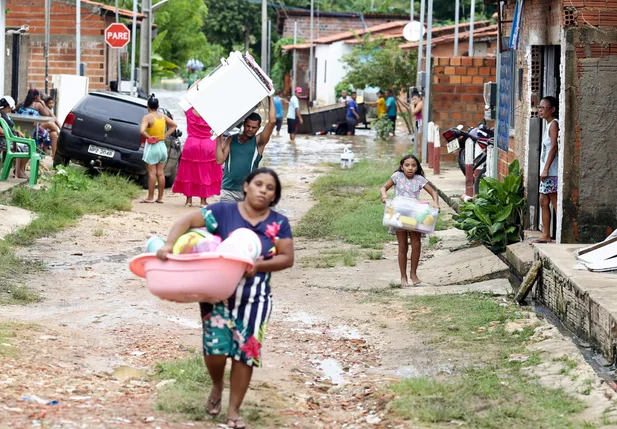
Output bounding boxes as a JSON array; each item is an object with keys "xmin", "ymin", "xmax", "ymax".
[
  {"xmin": 199, "ymin": 301, "xmax": 270, "ymax": 367},
  {"xmin": 540, "ymin": 176, "xmax": 558, "ymax": 195}
]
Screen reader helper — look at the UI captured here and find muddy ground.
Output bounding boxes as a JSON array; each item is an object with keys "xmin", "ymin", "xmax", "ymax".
[{"xmin": 2, "ymin": 167, "xmax": 616, "ymax": 429}]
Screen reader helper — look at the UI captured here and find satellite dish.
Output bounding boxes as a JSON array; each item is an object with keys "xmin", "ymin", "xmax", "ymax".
[{"xmin": 403, "ymin": 21, "xmax": 424, "ymax": 42}]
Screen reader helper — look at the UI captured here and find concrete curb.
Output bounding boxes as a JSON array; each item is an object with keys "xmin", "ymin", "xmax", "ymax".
[{"xmin": 427, "ymin": 180, "xmax": 460, "ymax": 213}]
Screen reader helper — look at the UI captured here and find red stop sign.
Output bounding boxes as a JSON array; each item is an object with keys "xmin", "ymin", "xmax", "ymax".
[{"xmin": 105, "ymin": 23, "xmax": 131, "ymax": 48}]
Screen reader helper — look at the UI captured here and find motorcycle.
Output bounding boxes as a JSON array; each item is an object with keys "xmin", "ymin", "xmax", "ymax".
[
  {"xmin": 443, "ymin": 121, "xmax": 494, "ymax": 176},
  {"xmin": 442, "ymin": 122, "xmax": 495, "ymax": 194}
]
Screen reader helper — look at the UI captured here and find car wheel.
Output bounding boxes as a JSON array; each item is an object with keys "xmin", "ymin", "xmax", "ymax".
[{"xmin": 53, "ymin": 152, "xmax": 70, "ymax": 167}]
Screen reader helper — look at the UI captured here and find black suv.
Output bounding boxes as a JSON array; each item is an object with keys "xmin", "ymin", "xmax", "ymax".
[{"xmin": 56, "ymin": 91, "xmax": 182, "ymax": 188}]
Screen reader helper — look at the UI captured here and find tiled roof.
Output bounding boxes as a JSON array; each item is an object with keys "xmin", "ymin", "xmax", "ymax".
[
  {"xmin": 399, "ymin": 24, "xmax": 498, "ymax": 49},
  {"xmin": 282, "ymin": 20, "xmax": 409, "ymax": 51},
  {"xmin": 82, "ymin": 0, "xmax": 146, "ymax": 20}
]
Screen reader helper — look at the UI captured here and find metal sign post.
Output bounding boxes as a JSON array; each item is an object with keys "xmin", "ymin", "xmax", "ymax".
[
  {"xmin": 76, "ymin": 0, "xmax": 81, "ymax": 75},
  {"xmin": 292, "ymin": 21, "xmax": 297, "ymax": 91},
  {"xmin": 115, "ymin": 0, "xmax": 121, "ymax": 88},
  {"xmin": 454, "ymin": 0, "xmax": 460, "ymax": 56},
  {"xmin": 130, "ymin": 0, "xmax": 138, "ymax": 96},
  {"xmin": 261, "ymin": 0, "xmax": 267, "ymax": 70},
  {"xmin": 417, "ymin": 0, "xmax": 425, "ymax": 87}
]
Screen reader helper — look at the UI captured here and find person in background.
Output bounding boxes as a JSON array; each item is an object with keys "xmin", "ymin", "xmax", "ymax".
[
  {"xmin": 16, "ymin": 88, "xmax": 60, "ymax": 159},
  {"xmin": 338, "ymin": 89, "xmax": 350, "ymax": 104},
  {"xmin": 156, "ymin": 168, "xmax": 294, "ymax": 429},
  {"xmin": 346, "ymin": 92, "xmax": 360, "ymax": 136},
  {"xmin": 139, "ymin": 94, "xmax": 177, "ymax": 204},
  {"xmin": 400, "ymin": 89, "xmax": 424, "ymax": 140},
  {"xmin": 0, "ymin": 96, "xmax": 28, "ymax": 179},
  {"xmin": 172, "ymin": 98, "xmax": 222, "ymax": 208},
  {"xmin": 366, "ymin": 91, "xmax": 386, "ymax": 118},
  {"xmin": 385, "ymin": 89, "xmax": 398, "ymax": 136},
  {"xmin": 286, "ymin": 87, "xmax": 303, "ymax": 142},
  {"xmin": 216, "ymin": 97, "xmax": 276, "ymax": 202},
  {"xmin": 44, "ymin": 96, "xmax": 56, "ymax": 115},
  {"xmin": 273, "ymin": 89, "xmax": 287, "ymax": 137},
  {"xmin": 532, "ymin": 96, "xmax": 560, "ymax": 244}
]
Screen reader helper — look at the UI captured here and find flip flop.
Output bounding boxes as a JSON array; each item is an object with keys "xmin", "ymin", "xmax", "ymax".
[
  {"xmin": 205, "ymin": 397, "xmax": 222, "ymax": 416},
  {"xmin": 226, "ymin": 418, "xmax": 246, "ymax": 429},
  {"xmin": 155, "ymin": 200, "xmax": 164, "ymax": 204},
  {"xmin": 140, "ymin": 199, "xmax": 155, "ymax": 204}
]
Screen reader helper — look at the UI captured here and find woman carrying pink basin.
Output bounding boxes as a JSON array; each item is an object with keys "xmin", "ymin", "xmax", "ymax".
[{"xmin": 157, "ymin": 168, "xmax": 294, "ymax": 429}]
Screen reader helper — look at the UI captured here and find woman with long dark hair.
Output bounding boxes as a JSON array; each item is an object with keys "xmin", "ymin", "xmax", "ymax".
[{"xmin": 17, "ymin": 88, "xmax": 60, "ymax": 159}]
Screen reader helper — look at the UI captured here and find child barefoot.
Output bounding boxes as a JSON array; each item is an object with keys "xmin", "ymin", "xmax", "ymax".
[{"xmin": 380, "ymin": 155, "xmax": 440, "ymax": 286}]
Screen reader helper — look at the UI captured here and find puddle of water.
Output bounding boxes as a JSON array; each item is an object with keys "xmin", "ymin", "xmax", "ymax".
[
  {"xmin": 167, "ymin": 316, "xmax": 201, "ymax": 329},
  {"xmin": 315, "ymin": 358, "xmax": 346, "ymax": 385}
]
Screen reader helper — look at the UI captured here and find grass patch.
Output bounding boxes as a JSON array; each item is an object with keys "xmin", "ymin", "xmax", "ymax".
[
  {"xmin": 0, "ymin": 240, "xmax": 42, "ymax": 304},
  {"xmin": 0, "ymin": 323, "xmax": 17, "ymax": 356},
  {"xmin": 2, "ymin": 167, "xmax": 140, "ymax": 245},
  {"xmin": 300, "ymin": 249, "xmax": 359, "ymax": 268},
  {"xmin": 295, "ymin": 160, "xmax": 395, "ymax": 248},
  {"xmin": 152, "ymin": 354, "xmax": 212, "ymax": 421},
  {"xmin": 427, "ymin": 235, "xmax": 442, "ymax": 249},
  {"xmin": 389, "ymin": 293, "xmax": 591, "ymax": 428},
  {"xmin": 0, "ymin": 167, "xmax": 140, "ymax": 303},
  {"xmin": 435, "ymin": 213, "xmax": 453, "ymax": 231},
  {"xmin": 365, "ymin": 250, "xmax": 384, "ymax": 260}
]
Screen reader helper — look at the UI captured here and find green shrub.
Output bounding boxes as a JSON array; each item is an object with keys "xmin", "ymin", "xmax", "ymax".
[
  {"xmin": 453, "ymin": 160, "xmax": 526, "ymax": 253},
  {"xmin": 373, "ymin": 117, "xmax": 394, "ymax": 139}
]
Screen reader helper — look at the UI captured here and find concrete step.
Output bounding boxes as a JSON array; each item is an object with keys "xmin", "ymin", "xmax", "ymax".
[
  {"xmin": 505, "ymin": 241, "xmax": 536, "ymax": 279},
  {"xmin": 397, "ymin": 278, "xmax": 513, "ymax": 297}
]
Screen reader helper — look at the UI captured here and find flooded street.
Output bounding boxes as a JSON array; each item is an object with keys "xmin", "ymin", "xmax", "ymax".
[{"xmin": 154, "ymin": 86, "xmax": 414, "ymax": 167}]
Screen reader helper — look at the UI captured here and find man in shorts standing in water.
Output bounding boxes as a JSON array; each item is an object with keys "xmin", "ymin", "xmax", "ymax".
[{"xmin": 216, "ymin": 97, "xmax": 276, "ymax": 202}]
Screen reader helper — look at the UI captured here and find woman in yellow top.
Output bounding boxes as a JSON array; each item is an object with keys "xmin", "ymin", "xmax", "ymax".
[
  {"xmin": 367, "ymin": 91, "xmax": 386, "ymax": 118},
  {"xmin": 140, "ymin": 94, "xmax": 177, "ymax": 203}
]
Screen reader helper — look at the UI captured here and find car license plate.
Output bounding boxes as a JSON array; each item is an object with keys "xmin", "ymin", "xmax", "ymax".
[
  {"xmin": 447, "ymin": 139, "xmax": 460, "ymax": 153},
  {"xmin": 88, "ymin": 145, "xmax": 115, "ymax": 158}
]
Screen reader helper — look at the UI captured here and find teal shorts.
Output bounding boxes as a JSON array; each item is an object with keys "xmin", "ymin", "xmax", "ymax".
[{"xmin": 142, "ymin": 141, "xmax": 168, "ymax": 165}]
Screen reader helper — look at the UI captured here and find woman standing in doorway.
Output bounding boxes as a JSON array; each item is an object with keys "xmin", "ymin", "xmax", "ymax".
[
  {"xmin": 172, "ymin": 106, "xmax": 222, "ymax": 207},
  {"xmin": 533, "ymin": 96, "xmax": 559, "ymax": 244},
  {"xmin": 140, "ymin": 94, "xmax": 177, "ymax": 204}
]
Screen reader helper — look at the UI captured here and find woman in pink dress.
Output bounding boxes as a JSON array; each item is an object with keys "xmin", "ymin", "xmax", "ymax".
[{"xmin": 173, "ymin": 108, "xmax": 222, "ymax": 206}]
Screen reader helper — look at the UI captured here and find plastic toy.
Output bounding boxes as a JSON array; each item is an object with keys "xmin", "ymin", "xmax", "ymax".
[
  {"xmin": 220, "ymin": 228, "xmax": 262, "ymax": 261},
  {"xmin": 145, "ymin": 236, "xmax": 166, "ymax": 253}
]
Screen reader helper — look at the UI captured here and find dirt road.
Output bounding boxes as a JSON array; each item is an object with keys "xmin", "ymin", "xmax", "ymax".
[{"xmin": 0, "ymin": 167, "xmax": 441, "ymax": 428}]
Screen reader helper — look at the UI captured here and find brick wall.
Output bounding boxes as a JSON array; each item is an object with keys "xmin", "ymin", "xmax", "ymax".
[
  {"xmin": 6, "ymin": 0, "xmax": 126, "ymax": 99},
  {"xmin": 432, "ymin": 57, "xmax": 496, "ymax": 162},
  {"xmin": 281, "ymin": 15, "xmax": 407, "ymax": 40}
]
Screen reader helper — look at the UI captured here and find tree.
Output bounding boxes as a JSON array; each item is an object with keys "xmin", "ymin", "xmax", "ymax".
[
  {"xmin": 153, "ymin": 0, "xmax": 214, "ymax": 68},
  {"xmin": 202, "ymin": 0, "xmax": 262, "ymax": 54},
  {"xmin": 341, "ymin": 36, "xmax": 417, "ymax": 94}
]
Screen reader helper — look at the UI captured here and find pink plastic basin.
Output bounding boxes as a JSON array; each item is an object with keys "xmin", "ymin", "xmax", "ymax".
[{"xmin": 129, "ymin": 252, "xmax": 254, "ymax": 303}]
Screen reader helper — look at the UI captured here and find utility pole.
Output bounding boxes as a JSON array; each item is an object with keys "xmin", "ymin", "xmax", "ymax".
[
  {"xmin": 267, "ymin": 20, "xmax": 272, "ymax": 75},
  {"xmin": 454, "ymin": 0, "xmax": 459, "ymax": 57},
  {"xmin": 130, "ymin": 0, "xmax": 138, "ymax": 95},
  {"xmin": 469, "ymin": 0, "xmax": 476, "ymax": 56},
  {"xmin": 0, "ymin": 0, "xmax": 5, "ymax": 95},
  {"xmin": 45, "ymin": 0, "xmax": 50, "ymax": 93},
  {"xmin": 115, "ymin": 0, "xmax": 121, "ymax": 90},
  {"xmin": 140, "ymin": 0, "xmax": 152, "ymax": 95},
  {"xmin": 261, "ymin": 0, "xmax": 267, "ymax": 70},
  {"xmin": 76, "ymin": 0, "xmax": 81, "ymax": 75},
  {"xmin": 292, "ymin": 21, "xmax": 297, "ymax": 91},
  {"xmin": 417, "ymin": 0, "xmax": 425, "ymax": 88},
  {"xmin": 410, "ymin": 0, "xmax": 414, "ymax": 21},
  {"xmin": 309, "ymin": 0, "xmax": 315, "ymax": 101},
  {"xmin": 421, "ymin": 0, "xmax": 434, "ymax": 163}
]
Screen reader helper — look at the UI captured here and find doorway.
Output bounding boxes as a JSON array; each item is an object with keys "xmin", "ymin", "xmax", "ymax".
[{"xmin": 528, "ymin": 45, "xmax": 561, "ymax": 236}]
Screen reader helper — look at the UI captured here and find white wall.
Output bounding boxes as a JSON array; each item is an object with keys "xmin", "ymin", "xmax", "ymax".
[{"xmin": 315, "ymin": 41, "xmax": 352, "ymax": 106}]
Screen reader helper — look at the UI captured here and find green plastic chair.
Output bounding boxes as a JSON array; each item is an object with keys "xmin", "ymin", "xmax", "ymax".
[{"xmin": 0, "ymin": 117, "xmax": 41, "ymax": 186}]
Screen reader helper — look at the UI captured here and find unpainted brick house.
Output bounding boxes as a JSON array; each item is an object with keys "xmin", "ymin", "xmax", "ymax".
[
  {"xmin": 495, "ymin": 0, "xmax": 617, "ymax": 243},
  {"xmin": 4, "ymin": 0, "xmax": 144, "ymax": 102}
]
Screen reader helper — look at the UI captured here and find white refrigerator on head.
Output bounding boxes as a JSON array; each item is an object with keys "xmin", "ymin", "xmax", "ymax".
[
  {"xmin": 181, "ymin": 52, "xmax": 274, "ymax": 138},
  {"xmin": 52, "ymin": 75, "xmax": 90, "ymax": 126}
]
